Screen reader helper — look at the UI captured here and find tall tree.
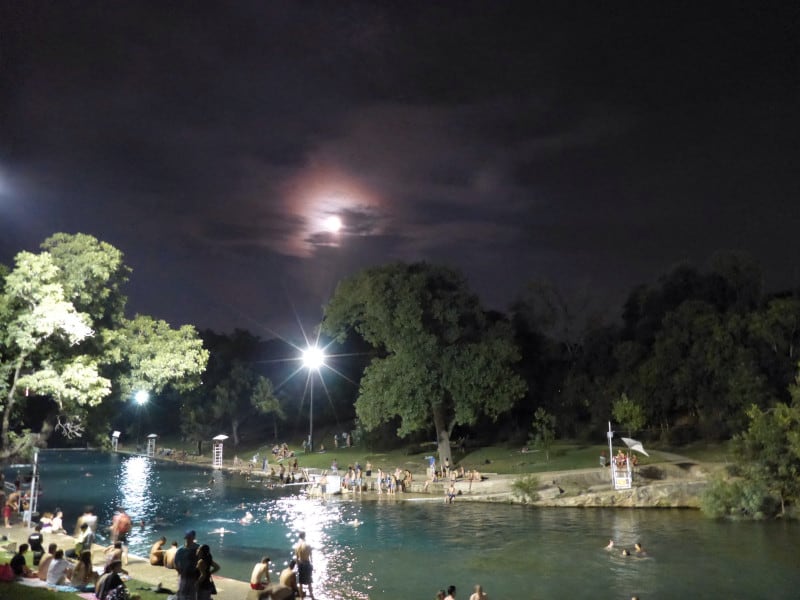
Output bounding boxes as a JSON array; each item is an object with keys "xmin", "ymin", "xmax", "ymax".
[
  {"xmin": 250, "ymin": 376, "xmax": 285, "ymax": 442},
  {"xmin": 612, "ymin": 392, "xmax": 646, "ymax": 437},
  {"xmin": 529, "ymin": 407, "xmax": 556, "ymax": 462},
  {"xmin": 0, "ymin": 234, "xmax": 208, "ymax": 457},
  {"xmin": 322, "ymin": 262, "xmax": 526, "ymax": 466}
]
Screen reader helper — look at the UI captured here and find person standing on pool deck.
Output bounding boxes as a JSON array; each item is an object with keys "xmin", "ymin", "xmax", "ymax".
[
  {"xmin": 294, "ymin": 531, "xmax": 314, "ymax": 599},
  {"xmin": 110, "ymin": 507, "xmax": 132, "ymax": 565},
  {"xmin": 174, "ymin": 529, "xmax": 200, "ymax": 600}
]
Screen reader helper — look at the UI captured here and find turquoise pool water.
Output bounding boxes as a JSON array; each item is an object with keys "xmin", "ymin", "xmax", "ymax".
[{"xmin": 21, "ymin": 450, "xmax": 800, "ymax": 599}]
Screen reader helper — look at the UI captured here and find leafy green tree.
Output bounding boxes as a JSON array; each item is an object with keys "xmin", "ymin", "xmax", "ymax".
[
  {"xmin": 180, "ymin": 390, "xmax": 218, "ymax": 456},
  {"xmin": 529, "ymin": 407, "xmax": 556, "ymax": 462},
  {"xmin": 733, "ymin": 401, "xmax": 800, "ymax": 515},
  {"xmin": 106, "ymin": 315, "xmax": 207, "ymax": 397},
  {"xmin": 0, "ymin": 234, "xmax": 208, "ymax": 457},
  {"xmin": 322, "ymin": 262, "xmax": 526, "ymax": 467},
  {"xmin": 250, "ymin": 375, "xmax": 285, "ymax": 442},
  {"xmin": 612, "ymin": 393, "xmax": 646, "ymax": 437},
  {"xmin": 748, "ymin": 297, "xmax": 800, "ymax": 396},
  {"xmin": 1, "ymin": 250, "xmax": 103, "ymax": 453}
]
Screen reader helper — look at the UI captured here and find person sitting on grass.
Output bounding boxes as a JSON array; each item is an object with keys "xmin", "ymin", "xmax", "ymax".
[
  {"xmin": 27, "ymin": 523, "xmax": 45, "ymax": 565},
  {"xmin": 38, "ymin": 543, "xmax": 58, "ymax": 580},
  {"xmin": 96, "ymin": 559, "xmax": 134, "ymax": 600},
  {"xmin": 10, "ymin": 543, "xmax": 35, "ymax": 578},
  {"xmin": 45, "ymin": 548, "xmax": 73, "ymax": 586}
]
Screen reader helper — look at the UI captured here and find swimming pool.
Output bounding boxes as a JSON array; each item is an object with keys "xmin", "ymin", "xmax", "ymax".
[{"xmin": 25, "ymin": 450, "xmax": 800, "ymax": 599}]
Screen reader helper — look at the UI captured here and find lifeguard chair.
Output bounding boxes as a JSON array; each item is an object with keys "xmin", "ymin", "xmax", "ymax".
[
  {"xmin": 146, "ymin": 434, "xmax": 158, "ymax": 458},
  {"xmin": 212, "ymin": 434, "xmax": 228, "ymax": 469},
  {"xmin": 111, "ymin": 431, "xmax": 121, "ymax": 452},
  {"xmin": 606, "ymin": 422, "xmax": 649, "ymax": 490}
]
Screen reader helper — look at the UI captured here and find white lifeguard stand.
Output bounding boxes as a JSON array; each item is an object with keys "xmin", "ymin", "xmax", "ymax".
[
  {"xmin": 111, "ymin": 431, "xmax": 121, "ymax": 452},
  {"xmin": 607, "ymin": 422, "xmax": 649, "ymax": 490},
  {"xmin": 212, "ymin": 434, "xmax": 228, "ymax": 469},
  {"xmin": 146, "ymin": 434, "xmax": 158, "ymax": 458},
  {"xmin": 607, "ymin": 422, "xmax": 632, "ymax": 490}
]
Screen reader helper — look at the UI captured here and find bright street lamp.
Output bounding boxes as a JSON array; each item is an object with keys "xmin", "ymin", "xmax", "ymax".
[{"xmin": 302, "ymin": 346, "xmax": 325, "ymax": 451}]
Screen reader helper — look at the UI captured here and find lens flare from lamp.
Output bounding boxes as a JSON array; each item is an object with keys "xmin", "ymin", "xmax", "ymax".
[
  {"xmin": 135, "ymin": 390, "xmax": 150, "ymax": 405},
  {"xmin": 302, "ymin": 346, "xmax": 325, "ymax": 370}
]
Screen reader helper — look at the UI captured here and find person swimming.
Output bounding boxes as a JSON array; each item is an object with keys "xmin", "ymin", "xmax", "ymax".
[
  {"xmin": 240, "ymin": 511, "xmax": 254, "ymax": 525},
  {"xmin": 605, "ymin": 539, "xmax": 614, "ymax": 550}
]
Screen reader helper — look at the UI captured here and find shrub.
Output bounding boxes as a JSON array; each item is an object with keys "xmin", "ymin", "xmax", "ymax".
[
  {"xmin": 511, "ymin": 474, "xmax": 540, "ymax": 503},
  {"xmin": 700, "ymin": 474, "xmax": 779, "ymax": 519}
]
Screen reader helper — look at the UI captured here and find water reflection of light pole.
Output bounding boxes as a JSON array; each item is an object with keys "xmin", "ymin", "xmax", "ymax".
[
  {"xmin": 134, "ymin": 390, "xmax": 149, "ymax": 450},
  {"xmin": 301, "ymin": 346, "xmax": 325, "ymax": 452}
]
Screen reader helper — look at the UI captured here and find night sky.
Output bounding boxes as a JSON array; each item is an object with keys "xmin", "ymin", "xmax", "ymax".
[{"xmin": 1, "ymin": 2, "xmax": 797, "ymax": 338}]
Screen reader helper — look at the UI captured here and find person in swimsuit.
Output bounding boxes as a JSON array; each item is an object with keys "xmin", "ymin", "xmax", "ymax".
[{"xmin": 294, "ymin": 532, "xmax": 314, "ymax": 599}]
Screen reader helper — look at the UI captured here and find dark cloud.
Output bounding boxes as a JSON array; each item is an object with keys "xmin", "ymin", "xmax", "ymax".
[{"xmin": 0, "ymin": 1, "xmax": 797, "ymax": 336}]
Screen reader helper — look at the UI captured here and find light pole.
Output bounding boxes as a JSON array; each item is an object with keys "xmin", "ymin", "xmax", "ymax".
[
  {"xmin": 301, "ymin": 346, "xmax": 325, "ymax": 452},
  {"xmin": 134, "ymin": 390, "xmax": 149, "ymax": 450}
]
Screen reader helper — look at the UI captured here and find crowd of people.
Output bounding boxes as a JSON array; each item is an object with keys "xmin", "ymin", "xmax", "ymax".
[
  {"xmin": 0, "ymin": 504, "xmax": 140, "ymax": 599},
  {"xmin": 164, "ymin": 527, "xmax": 317, "ymax": 600}
]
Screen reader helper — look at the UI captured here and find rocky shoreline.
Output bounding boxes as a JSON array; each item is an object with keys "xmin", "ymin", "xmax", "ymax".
[
  {"xmin": 129, "ymin": 449, "xmax": 714, "ymax": 508},
  {"xmin": 410, "ymin": 461, "xmax": 713, "ymax": 508}
]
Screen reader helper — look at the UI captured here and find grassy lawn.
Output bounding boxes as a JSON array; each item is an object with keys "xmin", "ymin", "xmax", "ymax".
[
  {"xmin": 0, "ymin": 578, "xmax": 163, "ymax": 600},
  {"xmin": 669, "ymin": 440, "xmax": 734, "ymax": 463},
  {"xmin": 140, "ymin": 433, "xmax": 727, "ymax": 477},
  {"xmin": 205, "ymin": 440, "xmax": 688, "ymax": 476}
]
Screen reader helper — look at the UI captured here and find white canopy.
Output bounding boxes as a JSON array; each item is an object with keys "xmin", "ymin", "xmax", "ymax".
[{"xmin": 621, "ymin": 437, "xmax": 650, "ymax": 456}]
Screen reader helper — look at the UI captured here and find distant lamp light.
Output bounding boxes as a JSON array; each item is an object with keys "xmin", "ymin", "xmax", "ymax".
[
  {"xmin": 302, "ymin": 346, "xmax": 325, "ymax": 370},
  {"xmin": 135, "ymin": 390, "xmax": 149, "ymax": 405}
]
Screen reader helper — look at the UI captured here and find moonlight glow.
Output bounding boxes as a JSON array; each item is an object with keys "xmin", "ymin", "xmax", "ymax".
[{"xmin": 323, "ymin": 215, "xmax": 342, "ymax": 233}]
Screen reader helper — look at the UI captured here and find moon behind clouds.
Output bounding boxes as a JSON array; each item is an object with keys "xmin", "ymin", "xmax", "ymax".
[{"xmin": 324, "ymin": 215, "xmax": 342, "ymax": 233}]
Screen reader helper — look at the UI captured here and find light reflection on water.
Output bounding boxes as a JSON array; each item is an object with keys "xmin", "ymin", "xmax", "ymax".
[{"xmin": 27, "ymin": 451, "xmax": 800, "ymax": 599}]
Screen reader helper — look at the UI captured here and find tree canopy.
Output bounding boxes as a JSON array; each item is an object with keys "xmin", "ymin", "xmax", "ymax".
[
  {"xmin": 0, "ymin": 233, "xmax": 208, "ymax": 456},
  {"xmin": 321, "ymin": 262, "xmax": 526, "ymax": 464}
]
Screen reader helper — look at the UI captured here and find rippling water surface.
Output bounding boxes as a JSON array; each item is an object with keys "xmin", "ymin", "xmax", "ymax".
[{"xmin": 22, "ymin": 450, "xmax": 800, "ymax": 599}]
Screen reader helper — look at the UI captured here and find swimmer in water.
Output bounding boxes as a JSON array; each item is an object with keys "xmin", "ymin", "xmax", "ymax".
[
  {"xmin": 605, "ymin": 539, "xmax": 614, "ymax": 550},
  {"xmin": 621, "ymin": 549, "xmax": 630, "ymax": 556},
  {"xmin": 634, "ymin": 542, "xmax": 647, "ymax": 556},
  {"xmin": 240, "ymin": 511, "xmax": 254, "ymax": 525},
  {"xmin": 210, "ymin": 527, "xmax": 235, "ymax": 535}
]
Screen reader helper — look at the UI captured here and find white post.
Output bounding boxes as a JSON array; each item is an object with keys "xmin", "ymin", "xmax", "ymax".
[
  {"xmin": 607, "ymin": 422, "xmax": 614, "ymax": 487},
  {"xmin": 212, "ymin": 435, "xmax": 228, "ymax": 469},
  {"xmin": 146, "ymin": 434, "xmax": 158, "ymax": 458}
]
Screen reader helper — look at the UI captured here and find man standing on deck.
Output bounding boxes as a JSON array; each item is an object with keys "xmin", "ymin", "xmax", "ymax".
[
  {"xmin": 174, "ymin": 529, "xmax": 199, "ymax": 600},
  {"xmin": 110, "ymin": 507, "xmax": 131, "ymax": 565},
  {"xmin": 293, "ymin": 531, "xmax": 314, "ymax": 599}
]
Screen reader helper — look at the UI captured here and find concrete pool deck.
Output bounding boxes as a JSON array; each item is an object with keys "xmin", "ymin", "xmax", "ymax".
[{"xmin": 0, "ymin": 523, "xmax": 252, "ymax": 599}]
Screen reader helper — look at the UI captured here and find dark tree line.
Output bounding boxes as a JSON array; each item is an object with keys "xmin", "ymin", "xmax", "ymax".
[{"xmin": 509, "ymin": 253, "xmax": 800, "ymax": 446}]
